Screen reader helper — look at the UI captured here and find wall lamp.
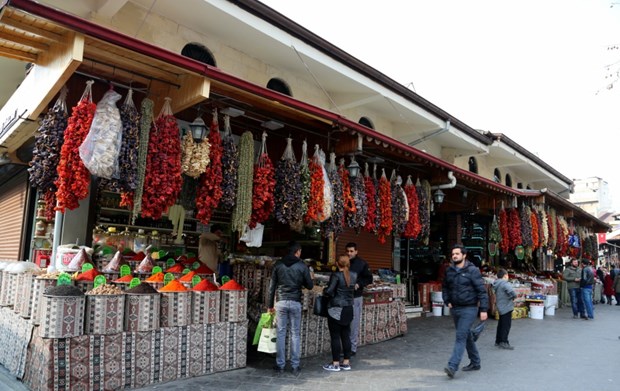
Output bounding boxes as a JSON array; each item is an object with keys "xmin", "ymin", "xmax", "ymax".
[
  {"xmin": 433, "ymin": 189, "xmax": 446, "ymax": 204},
  {"xmin": 347, "ymin": 155, "xmax": 361, "ymax": 178},
  {"xmin": 189, "ymin": 116, "xmax": 208, "ymax": 141}
]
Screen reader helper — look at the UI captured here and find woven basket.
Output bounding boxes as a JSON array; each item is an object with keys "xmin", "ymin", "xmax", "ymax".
[
  {"xmin": 160, "ymin": 291, "xmax": 192, "ymax": 327},
  {"xmin": 191, "ymin": 290, "xmax": 221, "ymax": 324},
  {"xmin": 38, "ymin": 294, "xmax": 85, "ymax": 338},
  {"xmin": 124, "ymin": 293, "xmax": 160, "ymax": 332}
]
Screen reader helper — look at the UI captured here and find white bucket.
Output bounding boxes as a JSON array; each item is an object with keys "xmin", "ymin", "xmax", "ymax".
[
  {"xmin": 432, "ymin": 301, "xmax": 443, "ymax": 316},
  {"xmin": 545, "ymin": 294, "xmax": 558, "ymax": 309},
  {"xmin": 544, "ymin": 305, "xmax": 555, "ymax": 316},
  {"xmin": 430, "ymin": 291, "xmax": 443, "ymax": 303},
  {"xmin": 529, "ymin": 303, "xmax": 544, "ymax": 320},
  {"xmin": 443, "ymin": 304, "xmax": 450, "ymax": 316}
]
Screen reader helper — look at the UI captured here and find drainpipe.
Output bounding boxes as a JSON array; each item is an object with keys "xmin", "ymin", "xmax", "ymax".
[{"xmin": 431, "ymin": 171, "xmax": 457, "ymax": 190}]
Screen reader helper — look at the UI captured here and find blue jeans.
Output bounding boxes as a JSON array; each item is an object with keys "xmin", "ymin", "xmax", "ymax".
[
  {"xmin": 275, "ymin": 300, "xmax": 302, "ymax": 369},
  {"xmin": 568, "ymin": 287, "xmax": 585, "ymax": 317},
  {"xmin": 350, "ymin": 296, "xmax": 363, "ymax": 352},
  {"xmin": 581, "ymin": 286, "xmax": 594, "ymax": 319},
  {"xmin": 448, "ymin": 306, "xmax": 480, "ymax": 371}
]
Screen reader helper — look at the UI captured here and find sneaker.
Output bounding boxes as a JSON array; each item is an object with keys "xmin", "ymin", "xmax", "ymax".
[
  {"xmin": 573, "ymin": 315, "xmax": 579, "ymax": 319},
  {"xmin": 444, "ymin": 367, "xmax": 455, "ymax": 378},
  {"xmin": 498, "ymin": 342, "xmax": 514, "ymax": 350},
  {"xmin": 273, "ymin": 365, "xmax": 284, "ymax": 374},
  {"xmin": 323, "ymin": 363, "xmax": 340, "ymax": 372},
  {"xmin": 291, "ymin": 367, "xmax": 301, "ymax": 377},
  {"xmin": 340, "ymin": 364, "xmax": 351, "ymax": 371}
]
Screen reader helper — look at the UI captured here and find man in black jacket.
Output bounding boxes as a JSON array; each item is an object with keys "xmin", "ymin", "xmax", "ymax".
[
  {"xmin": 345, "ymin": 242, "xmax": 373, "ymax": 356},
  {"xmin": 442, "ymin": 244, "xmax": 489, "ymax": 379},
  {"xmin": 268, "ymin": 241, "xmax": 314, "ymax": 376}
]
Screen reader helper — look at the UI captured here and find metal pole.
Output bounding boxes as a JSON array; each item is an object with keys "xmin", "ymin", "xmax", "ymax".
[{"xmin": 49, "ymin": 210, "xmax": 63, "ymax": 271}]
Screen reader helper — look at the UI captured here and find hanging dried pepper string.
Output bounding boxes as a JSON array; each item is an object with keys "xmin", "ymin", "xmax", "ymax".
[
  {"xmin": 55, "ymin": 81, "xmax": 96, "ymax": 212},
  {"xmin": 499, "ymin": 208, "xmax": 510, "ymax": 254},
  {"xmin": 508, "ymin": 207, "xmax": 522, "ymax": 250},
  {"xmin": 304, "ymin": 145, "xmax": 325, "ymax": 224},
  {"xmin": 530, "ymin": 209, "xmax": 539, "ymax": 250},
  {"xmin": 130, "ymin": 98, "xmax": 154, "ymax": 223},
  {"xmin": 220, "ymin": 115, "xmax": 238, "ymax": 212},
  {"xmin": 347, "ymin": 169, "xmax": 367, "ymax": 231},
  {"xmin": 324, "ymin": 154, "xmax": 344, "ymax": 236},
  {"xmin": 520, "ymin": 205, "xmax": 533, "ymax": 247},
  {"xmin": 377, "ymin": 169, "xmax": 393, "ymax": 244},
  {"xmin": 363, "ymin": 163, "xmax": 377, "ymax": 233},
  {"xmin": 417, "ymin": 179, "xmax": 431, "ymax": 244},
  {"xmin": 403, "ymin": 175, "xmax": 421, "ymax": 239},
  {"xmin": 195, "ymin": 110, "xmax": 223, "ymax": 224},
  {"xmin": 249, "ymin": 131, "xmax": 275, "ymax": 228},
  {"xmin": 339, "ymin": 160, "xmax": 356, "ymax": 214},
  {"xmin": 232, "ymin": 131, "xmax": 254, "ymax": 235}
]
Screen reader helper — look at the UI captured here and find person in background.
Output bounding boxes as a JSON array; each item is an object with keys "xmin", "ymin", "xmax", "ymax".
[
  {"xmin": 613, "ymin": 270, "xmax": 620, "ymax": 306},
  {"xmin": 603, "ymin": 268, "xmax": 615, "ymax": 305},
  {"xmin": 322, "ymin": 254, "xmax": 357, "ymax": 372},
  {"xmin": 268, "ymin": 241, "xmax": 314, "ymax": 376},
  {"xmin": 596, "ymin": 265, "xmax": 606, "ymax": 304},
  {"xmin": 442, "ymin": 244, "xmax": 489, "ymax": 379},
  {"xmin": 492, "ymin": 269, "xmax": 517, "ymax": 350},
  {"xmin": 345, "ymin": 242, "xmax": 373, "ymax": 356},
  {"xmin": 563, "ymin": 258, "xmax": 585, "ymax": 319},
  {"xmin": 580, "ymin": 259, "xmax": 595, "ymax": 320},
  {"xmin": 198, "ymin": 224, "xmax": 223, "ymax": 276}
]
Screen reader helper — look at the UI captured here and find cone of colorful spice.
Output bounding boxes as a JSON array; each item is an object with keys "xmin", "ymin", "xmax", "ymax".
[
  {"xmin": 193, "ymin": 262, "xmax": 215, "ymax": 276},
  {"xmin": 145, "ymin": 271, "xmax": 165, "ymax": 290},
  {"xmin": 124, "ymin": 282, "xmax": 160, "ymax": 332},
  {"xmin": 159, "ymin": 278, "xmax": 191, "ymax": 327},
  {"xmin": 219, "ymin": 279, "xmax": 247, "ymax": 322},
  {"xmin": 191, "ymin": 278, "xmax": 221, "ymax": 324},
  {"xmin": 73, "ymin": 265, "xmax": 100, "ymax": 293}
]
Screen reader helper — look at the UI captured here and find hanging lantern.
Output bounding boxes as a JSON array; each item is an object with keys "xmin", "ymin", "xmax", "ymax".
[
  {"xmin": 515, "ymin": 245, "xmax": 525, "ymax": 260},
  {"xmin": 488, "ymin": 242, "xmax": 497, "ymax": 256}
]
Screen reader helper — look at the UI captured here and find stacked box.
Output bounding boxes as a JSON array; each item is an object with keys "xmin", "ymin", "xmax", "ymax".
[
  {"xmin": 220, "ymin": 290, "xmax": 247, "ymax": 322},
  {"xmin": 0, "ymin": 271, "xmax": 17, "ymax": 307},
  {"xmin": 191, "ymin": 290, "xmax": 220, "ymax": 324},
  {"xmin": 160, "ymin": 291, "xmax": 192, "ymax": 327},
  {"xmin": 85, "ymin": 294, "xmax": 125, "ymax": 335},
  {"xmin": 13, "ymin": 273, "xmax": 33, "ymax": 314},
  {"xmin": 38, "ymin": 295, "xmax": 85, "ymax": 338},
  {"xmin": 124, "ymin": 293, "xmax": 160, "ymax": 332},
  {"xmin": 17, "ymin": 272, "xmax": 36, "ymax": 318},
  {"xmin": 30, "ymin": 278, "xmax": 59, "ymax": 325}
]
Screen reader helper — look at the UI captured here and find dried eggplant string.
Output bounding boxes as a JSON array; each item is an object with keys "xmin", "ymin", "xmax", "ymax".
[
  {"xmin": 232, "ymin": 131, "xmax": 254, "ymax": 235},
  {"xmin": 417, "ymin": 179, "xmax": 431, "ymax": 245},
  {"xmin": 131, "ymin": 98, "xmax": 154, "ymax": 224},
  {"xmin": 290, "ymin": 140, "xmax": 310, "ymax": 232},
  {"xmin": 323, "ymin": 154, "xmax": 344, "ymax": 236},
  {"xmin": 220, "ymin": 115, "xmax": 238, "ymax": 212},
  {"xmin": 347, "ymin": 166, "xmax": 367, "ymax": 232},
  {"xmin": 390, "ymin": 171, "xmax": 408, "ymax": 236},
  {"xmin": 275, "ymin": 137, "xmax": 301, "ymax": 225}
]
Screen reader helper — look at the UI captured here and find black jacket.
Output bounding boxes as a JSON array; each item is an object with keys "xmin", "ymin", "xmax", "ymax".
[
  {"xmin": 324, "ymin": 271, "xmax": 357, "ymax": 308},
  {"xmin": 350, "ymin": 256, "xmax": 373, "ymax": 298},
  {"xmin": 442, "ymin": 261, "xmax": 489, "ymax": 312},
  {"xmin": 268, "ymin": 254, "xmax": 314, "ymax": 307}
]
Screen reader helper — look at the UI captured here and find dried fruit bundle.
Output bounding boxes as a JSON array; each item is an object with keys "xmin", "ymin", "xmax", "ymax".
[
  {"xmin": 195, "ymin": 111, "xmax": 223, "ymax": 224},
  {"xmin": 274, "ymin": 137, "xmax": 301, "ymax": 225},
  {"xmin": 249, "ymin": 132, "xmax": 275, "ymax": 228},
  {"xmin": 220, "ymin": 115, "xmax": 238, "ymax": 212},
  {"xmin": 377, "ymin": 169, "xmax": 393, "ymax": 244},
  {"xmin": 403, "ymin": 176, "xmax": 421, "ymax": 239}
]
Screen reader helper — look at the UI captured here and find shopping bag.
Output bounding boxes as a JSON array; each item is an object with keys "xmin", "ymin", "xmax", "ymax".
[
  {"xmin": 313, "ymin": 294, "xmax": 329, "ymax": 317},
  {"xmin": 253, "ymin": 311, "xmax": 275, "ymax": 345},
  {"xmin": 257, "ymin": 327, "xmax": 277, "ymax": 354}
]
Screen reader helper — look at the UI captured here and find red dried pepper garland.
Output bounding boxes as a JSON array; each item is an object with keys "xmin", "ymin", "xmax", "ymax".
[
  {"xmin": 55, "ymin": 81, "xmax": 96, "ymax": 213},
  {"xmin": 530, "ymin": 210, "xmax": 539, "ymax": 250},
  {"xmin": 557, "ymin": 218, "xmax": 567, "ymax": 256},
  {"xmin": 339, "ymin": 162, "xmax": 356, "ymax": 214},
  {"xmin": 377, "ymin": 170, "xmax": 393, "ymax": 244},
  {"xmin": 249, "ymin": 150, "xmax": 275, "ymax": 228},
  {"xmin": 196, "ymin": 112, "xmax": 223, "ymax": 224},
  {"xmin": 403, "ymin": 176, "xmax": 421, "ymax": 239},
  {"xmin": 508, "ymin": 208, "xmax": 522, "ymax": 250},
  {"xmin": 304, "ymin": 151, "xmax": 325, "ymax": 224},
  {"xmin": 363, "ymin": 165, "xmax": 377, "ymax": 233},
  {"xmin": 140, "ymin": 98, "xmax": 182, "ymax": 219},
  {"xmin": 499, "ymin": 208, "xmax": 510, "ymax": 254}
]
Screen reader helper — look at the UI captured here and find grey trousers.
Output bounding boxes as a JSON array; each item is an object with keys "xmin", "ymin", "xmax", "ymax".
[{"xmin": 350, "ymin": 296, "xmax": 363, "ymax": 352}]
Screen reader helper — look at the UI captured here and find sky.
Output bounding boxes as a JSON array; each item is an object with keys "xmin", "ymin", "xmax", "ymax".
[{"xmin": 261, "ymin": 0, "xmax": 620, "ymax": 208}]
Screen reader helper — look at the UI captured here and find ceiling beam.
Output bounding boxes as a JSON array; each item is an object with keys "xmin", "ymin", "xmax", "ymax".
[
  {"xmin": 0, "ymin": 45, "xmax": 36, "ymax": 61},
  {"xmin": 0, "ymin": 29, "xmax": 49, "ymax": 51},
  {"xmin": 1, "ymin": 17, "xmax": 63, "ymax": 42}
]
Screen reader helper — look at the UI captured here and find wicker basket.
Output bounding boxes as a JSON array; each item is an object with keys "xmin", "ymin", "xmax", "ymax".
[
  {"xmin": 85, "ymin": 294, "xmax": 125, "ymax": 335},
  {"xmin": 124, "ymin": 293, "xmax": 160, "ymax": 332},
  {"xmin": 191, "ymin": 290, "xmax": 221, "ymax": 324},
  {"xmin": 160, "ymin": 291, "xmax": 192, "ymax": 327},
  {"xmin": 38, "ymin": 294, "xmax": 85, "ymax": 338}
]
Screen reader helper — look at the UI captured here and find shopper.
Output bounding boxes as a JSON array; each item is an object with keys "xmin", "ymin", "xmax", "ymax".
[
  {"xmin": 603, "ymin": 268, "xmax": 615, "ymax": 305},
  {"xmin": 580, "ymin": 259, "xmax": 595, "ymax": 320},
  {"xmin": 268, "ymin": 241, "xmax": 314, "ymax": 376},
  {"xmin": 492, "ymin": 268, "xmax": 517, "ymax": 350},
  {"xmin": 613, "ymin": 270, "xmax": 620, "ymax": 306},
  {"xmin": 563, "ymin": 258, "xmax": 585, "ymax": 319},
  {"xmin": 442, "ymin": 244, "xmax": 489, "ymax": 379},
  {"xmin": 322, "ymin": 254, "xmax": 357, "ymax": 372},
  {"xmin": 345, "ymin": 242, "xmax": 373, "ymax": 356}
]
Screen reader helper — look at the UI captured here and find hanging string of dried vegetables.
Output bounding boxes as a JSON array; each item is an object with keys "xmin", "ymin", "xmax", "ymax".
[
  {"xmin": 538, "ymin": 208, "xmax": 548, "ymax": 247},
  {"xmin": 403, "ymin": 175, "xmax": 421, "ymax": 239},
  {"xmin": 548, "ymin": 208, "xmax": 557, "ymax": 251},
  {"xmin": 520, "ymin": 205, "xmax": 532, "ymax": 247},
  {"xmin": 220, "ymin": 115, "xmax": 238, "ymax": 212},
  {"xmin": 390, "ymin": 172, "xmax": 408, "ymax": 236},
  {"xmin": 249, "ymin": 132, "xmax": 275, "ymax": 228},
  {"xmin": 140, "ymin": 97, "xmax": 182, "ymax": 220},
  {"xmin": 290, "ymin": 140, "xmax": 309, "ymax": 232},
  {"xmin": 374, "ymin": 166, "xmax": 382, "ymax": 232},
  {"xmin": 499, "ymin": 208, "xmax": 510, "ymax": 254},
  {"xmin": 275, "ymin": 137, "xmax": 301, "ymax": 225},
  {"xmin": 304, "ymin": 145, "xmax": 325, "ymax": 224},
  {"xmin": 130, "ymin": 98, "xmax": 154, "ymax": 223},
  {"xmin": 557, "ymin": 216, "xmax": 568, "ymax": 255},
  {"xmin": 323, "ymin": 154, "xmax": 344, "ymax": 236},
  {"xmin": 377, "ymin": 169, "xmax": 393, "ymax": 244},
  {"xmin": 489, "ymin": 213, "xmax": 501, "ymax": 243},
  {"xmin": 55, "ymin": 81, "xmax": 96, "ymax": 213},
  {"xmin": 508, "ymin": 208, "xmax": 522, "ymax": 250},
  {"xmin": 232, "ymin": 131, "xmax": 254, "ymax": 235},
  {"xmin": 319, "ymin": 149, "xmax": 333, "ymax": 222},
  {"xmin": 417, "ymin": 179, "xmax": 431, "ymax": 244},
  {"xmin": 180, "ymin": 130, "xmax": 210, "ymax": 178},
  {"xmin": 195, "ymin": 110, "xmax": 223, "ymax": 224},
  {"xmin": 363, "ymin": 163, "xmax": 377, "ymax": 233},
  {"xmin": 347, "ymin": 168, "xmax": 367, "ymax": 232},
  {"xmin": 339, "ymin": 160, "xmax": 356, "ymax": 215},
  {"xmin": 530, "ymin": 209, "xmax": 539, "ymax": 249}
]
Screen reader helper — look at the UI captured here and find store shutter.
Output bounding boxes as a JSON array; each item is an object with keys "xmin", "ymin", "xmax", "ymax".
[
  {"xmin": 336, "ymin": 228, "xmax": 393, "ymax": 271},
  {"xmin": 0, "ymin": 171, "xmax": 27, "ymax": 261}
]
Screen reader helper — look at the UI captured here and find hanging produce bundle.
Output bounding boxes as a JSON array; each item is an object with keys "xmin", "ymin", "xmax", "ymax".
[
  {"xmin": 377, "ymin": 169, "xmax": 393, "ymax": 244},
  {"xmin": 249, "ymin": 132, "xmax": 275, "ymax": 228},
  {"xmin": 339, "ymin": 159, "xmax": 356, "ymax": 215},
  {"xmin": 232, "ymin": 131, "xmax": 254, "ymax": 235},
  {"xmin": 29, "ymin": 86, "xmax": 68, "ymax": 192},
  {"xmin": 390, "ymin": 172, "xmax": 408, "ymax": 236},
  {"xmin": 508, "ymin": 208, "xmax": 522, "ymax": 250},
  {"xmin": 274, "ymin": 137, "xmax": 302, "ymax": 225},
  {"xmin": 489, "ymin": 213, "xmax": 501, "ymax": 243},
  {"xmin": 557, "ymin": 216, "xmax": 568, "ymax": 255},
  {"xmin": 403, "ymin": 175, "xmax": 421, "ymax": 239},
  {"xmin": 291, "ymin": 140, "xmax": 310, "ymax": 232},
  {"xmin": 140, "ymin": 97, "xmax": 182, "ymax": 220},
  {"xmin": 417, "ymin": 179, "xmax": 431, "ymax": 244},
  {"xmin": 304, "ymin": 145, "xmax": 326, "ymax": 224},
  {"xmin": 547, "ymin": 208, "xmax": 557, "ymax": 250},
  {"xmin": 196, "ymin": 110, "xmax": 223, "ymax": 224},
  {"xmin": 530, "ymin": 209, "xmax": 540, "ymax": 249},
  {"xmin": 520, "ymin": 205, "xmax": 533, "ymax": 247},
  {"xmin": 130, "ymin": 98, "xmax": 154, "ymax": 222},
  {"xmin": 537, "ymin": 207, "xmax": 548, "ymax": 247},
  {"xmin": 363, "ymin": 163, "xmax": 377, "ymax": 233},
  {"xmin": 323, "ymin": 154, "xmax": 344, "ymax": 236},
  {"xmin": 499, "ymin": 208, "xmax": 510, "ymax": 254},
  {"xmin": 180, "ymin": 132, "xmax": 211, "ymax": 178},
  {"xmin": 219, "ymin": 115, "xmax": 238, "ymax": 212},
  {"xmin": 55, "ymin": 80, "xmax": 96, "ymax": 212},
  {"xmin": 347, "ymin": 167, "xmax": 367, "ymax": 231}
]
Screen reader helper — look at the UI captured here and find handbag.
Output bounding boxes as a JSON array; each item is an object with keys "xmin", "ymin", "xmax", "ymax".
[
  {"xmin": 253, "ymin": 311, "xmax": 275, "ymax": 345},
  {"xmin": 313, "ymin": 294, "xmax": 329, "ymax": 317},
  {"xmin": 257, "ymin": 326, "xmax": 277, "ymax": 354}
]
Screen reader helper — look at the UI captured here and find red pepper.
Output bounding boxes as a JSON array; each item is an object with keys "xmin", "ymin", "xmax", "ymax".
[{"xmin": 196, "ymin": 119, "xmax": 223, "ymax": 224}]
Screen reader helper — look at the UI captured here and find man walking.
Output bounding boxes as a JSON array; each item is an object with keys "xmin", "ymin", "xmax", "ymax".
[
  {"xmin": 580, "ymin": 259, "xmax": 595, "ymax": 320},
  {"xmin": 345, "ymin": 242, "xmax": 373, "ymax": 356},
  {"xmin": 268, "ymin": 241, "xmax": 314, "ymax": 376},
  {"xmin": 563, "ymin": 258, "xmax": 585, "ymax": 319},
  {"xmin": 442, "ymin": 244, "xmax": 489, "ymax": 379}
]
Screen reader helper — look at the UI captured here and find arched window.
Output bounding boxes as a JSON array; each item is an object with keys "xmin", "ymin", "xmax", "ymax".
[
  {"xmin": 526, "ymin": 185, "xmax": 532, "ymax": 190},
  {"xmin": 267, "ymin": 78, "xmax": 292, "ymax": 96},
  {"xmin": 493, "ymin": 168, "xmax": 501, "ymax": 183},
  {"xmin": 468, "ymin": 157, "xmax": 478, "ymax": 174},
  {"xmin": 505, "ymin": 174, "xmax": 512, "ymax": 187},
  {"xmin": 358, "ymin": 116, "xmax": 374, "ymax": 129},
  {"xmin": 517, "ymin": 183, "xmax": 523, "ymax": 189},
  {"xmin": 181, "ymin": 42, "xmax": 216, "ymax": 66}
]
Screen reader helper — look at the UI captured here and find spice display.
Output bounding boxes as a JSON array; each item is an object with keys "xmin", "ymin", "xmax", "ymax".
[
  {"xmin": 193, "ymin": 279, "xmax": 219, "ymax": 291},
  {"xmin": 347, "ymin": 170, "xmax": 367, "ymax": 231},
  {"xmin": 220, "ymin": 115, "xmax": 238, "ymax": 212},
  {"xmin": 181, "ymin": 130, "xmax": 211, "ymax": 178},
  {"xmin": 141, "ymin": 98, "xmax": 183, "ymax": 219},
  {"xmin": 126, "ymin": 282, "xmax": 158, "ymax": 294},
  {"xmin": 75, "ymin": 268, "xmax": 101, "ymax": 281},
  {"xmin": 305, "ymin": 145, "xmax": 326, "ymax": 224},
  {"xmin": 194, "ymin": 263, "xmax": 215, "ymax": 274},
  {"xmin": 159, "ymin": 279, "xmax": 188, "ymax": 292},
  {"xmin": 219, "ymin": 279, "xmax": 245, "ymax": 290},
  {"xmin": 86, "ymin": 284, "xmax": 123, "ymax": 295},
  {"xmin": 44, "ymin": 285, "xmax": 84, "ymax": 297},
  {"xmin": 520, "ymin": 205, "xmax": 533, "ymax": 247},
  {"xmin": 102, "ymin": 251, "xmax": 127, "ymax": 273},
  {"xmin": 166, "ymin": 263, "xmax": 185, "ymax": 273},
  {"xmin": 113, "ymin": 275, "xmax": 133, "ymax": 283},
  {"xmin": 196, "ymin": 111, "xmax": 223, "ymax": 224},
  {"xmin": 499, "ymin": 208, "xmax": 510, "ymax": 254},
  {"xmin": 145, "ymin": 272, "xmax": 165, "ymax": 282},
  {"xmin": 55, "ymin": 81, "xmax": 96, "ymax": 212},
  {"xmin": 508, "ymin": 208, "xmax": 522, "ymax": 250},
  {"xmin": 29, "ymin": 87, "xmax": 68, "ymax": 192},
  {"xmin": 130, "ymin": 98, "xmax": 154, "ymax": 222},
  {"xmin": 291, "ymin": 140, "xmax": 310, "ymax": 232},
  {"xmin": 232, "ymin": 131, "xmax": 255, "ymax": 235},
  {"xmin": 417, "ymin": 180, "xmax": 431, "ymax": 244},
  {"xmin": 274, "ymin": 137, "xmax": 302, "ymax": 225},
  {"xmin": 390, "ymin": 173, "xmax": 408, "ymax": 236},
  {"xmin": 37, "ymin": 271, "xmax": 63, "ymax": 280},
  {"xmin": 324, "ymin": 154, "xmax": 344, "ymax": 236},
  {"xmin": 403, "ymin": 176, "xmax": 421, "ymax": 239},
  {"xmin": 79, "ymin": 89, "xmax": 123, "ymax": 179},
  {"xmin": 179, "ymin": 270, "xmax": 196, "ymax": 282},
  {"xmin": 135, "ymin": 254, "xmax": 154, "ymax": 274},
  {"xmin": 377, "ymin": 169, "xmax": 393, "ymax": 244},
  {"xmin": 66, "ymin": 248, "xmax": 91, "ymax": 271},
  {"xmin": 363, "ymin": 164, "xmax": 377, "ymax": 233},
  {"xmin": 249, "ymin": 132, "xmax": 276, "ymax": 228}
]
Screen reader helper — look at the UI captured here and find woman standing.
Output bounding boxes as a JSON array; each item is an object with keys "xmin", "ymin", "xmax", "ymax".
[
  {"xmin": 322, "ymin": 254, "xmax": 357, "ymax": 372},
  {"xmin": 603, "ymin": 268, "xmax": 615, "ymax": 305}
]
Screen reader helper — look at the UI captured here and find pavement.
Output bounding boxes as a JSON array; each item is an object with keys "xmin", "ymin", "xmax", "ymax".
[{"xmin": 2, "ymin": 302, "xmax": 619, "ymax": 391}]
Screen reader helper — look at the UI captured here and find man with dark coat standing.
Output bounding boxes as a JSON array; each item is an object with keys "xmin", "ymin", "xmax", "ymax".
[
  {"xmin": 345, "ymin": 242, "xmax": 373, "ymax": 356},
  {"xmin": 442, "ymin": 244, "xmax": 489, "ymax": 379}
]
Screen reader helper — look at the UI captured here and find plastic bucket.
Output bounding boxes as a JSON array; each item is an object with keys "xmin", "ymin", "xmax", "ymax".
[
  {"xmin": 443, "ymin": 304, "xmax": 450, "ymax": 316},
  {"xmin": 430, "ymin": 291, "xmax": 443, "ymax": 302},
  {"xmin": 432, "ymin": 301, "xmax": 443, "ymax": 316},
  {"xmin": 544, "ymin": 305, "xmax": 555, "ymax": 316},
  {"xmin": 529, "ymin": 303, "xmax": 544, "ymax": 320},
  {"xmin": 545, "ymin": 294, "xmax": 558, "ymax": 309}
]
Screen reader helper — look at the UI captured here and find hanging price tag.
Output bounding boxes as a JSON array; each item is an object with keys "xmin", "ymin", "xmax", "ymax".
[
  {"xmin": 94, "ymin": 275, "xmax": 106, "ymax": 288},
  {"xmin": 192, "ymin": 261, "xmax": 201, "ymax": 270},
  {"xmin": 159, "ymin": 250, "xmax": 167, "ymax": 259},
  {"xmin": 152, "ymin": 266, "xmax": 163, "ymax": 275},
  {"xmin": 120, "ymin": 265, "xmax": 131, "ymax": 277},
  {"xmin": 129, "ymin": 278, "xmax": 141, "ymax": 289},
  {"xmin": 221, "ymin": 276, "xmax": 231, "ymax": 285},
  {"xmin": 191, "ymin": 275, "xmax": 201, "ymax": 287},
  {"xmin": 57, "ymin": 273, "xmax": 72, "ymax": 286},
  {"xmin": 166, "ymin": 258, "xmax": 175, "ymax": 268},
  {"xmin": 82, "ymin": 263, "xmax": 94, "ymax": 272},
  {"xmin": 183, "ymin": 268, "xmax": 191, "ymax": 275},
  {"xmin": 164, "ymin": 273, "xmax": 174, "ymax": 286}
]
